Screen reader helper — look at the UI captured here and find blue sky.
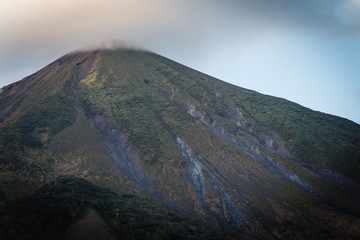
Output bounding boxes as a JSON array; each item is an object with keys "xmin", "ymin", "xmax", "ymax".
[{"xmin": 1, "ymin": 0, "xmax": 360, "ymax": 123}]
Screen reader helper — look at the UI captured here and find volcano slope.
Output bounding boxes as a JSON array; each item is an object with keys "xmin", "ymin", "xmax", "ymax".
[{"xmin": 0, "ymin": 48, "xmax": 360, "ymax": 239}]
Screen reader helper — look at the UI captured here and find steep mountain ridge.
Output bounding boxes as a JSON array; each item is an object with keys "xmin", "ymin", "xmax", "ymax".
[{"xmin": 0, "ymin": 48, "xmax": 359, "ymax": 239}]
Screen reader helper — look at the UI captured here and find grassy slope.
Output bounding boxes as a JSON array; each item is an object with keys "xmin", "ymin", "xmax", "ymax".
[
  {"xmin": 76, "ymin": 49, "xmax": 360, "ymax": 237},
  {"xmin": 0, "ymin": 52, "xmax": 95, "ymax": 198},
  {"xmin": 227, "ymin": 87, "xmax": 360, "ymax": 182},
  {"xmin": 151, "ymin": 53, "xmax": 360, "ymax": 183},
  {"xmin": 81, "ymin": 49, "xmax": 360, "ymax": 184},
  {"xmin": 0, "ymin": 49, "xmax": 359, "ymax": 239}
]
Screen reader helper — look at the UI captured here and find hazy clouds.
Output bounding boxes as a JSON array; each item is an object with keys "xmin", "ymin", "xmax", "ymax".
[
  {"xmin": 1, "ymin": 0, "xmax": 360, "ymax": 122},
  {"xmin": 1, "ymin": 0, "xmax": 359, "ymax": 80},
  {"xmin": 2, "ymin": 0, "xmax": 359, "ymax": 54},
  {"xmin": 1, "ymin": 0, "xmax": 184, "ymax": 50}
]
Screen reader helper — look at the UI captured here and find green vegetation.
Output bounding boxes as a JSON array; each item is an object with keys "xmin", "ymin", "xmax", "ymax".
[
  {"xmin": 3, "ymin": 94, "xmax": 76, "ymax": 149},
  {"xmin": 0, "ymin": 86, "xmax": 77, "ymax": 188},
  {"xmin": 0, "ymin": 177, "xmax": 217, "ymax": 240},
  {"xmin": 106, "ymin": 49, "xmax": 360, "ymax": 184},
  {"xmin": 224, "ymin": 89, "xmax": 360, "ymax": 183},
  {"xmin": 0, "ymin": 48, "xmax": 359, "ymax": 239}
]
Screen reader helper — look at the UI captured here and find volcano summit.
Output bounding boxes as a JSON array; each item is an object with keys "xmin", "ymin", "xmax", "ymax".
[{"xmin": 0, "ymin": 48, "xmax": 359, "ymax": 239}]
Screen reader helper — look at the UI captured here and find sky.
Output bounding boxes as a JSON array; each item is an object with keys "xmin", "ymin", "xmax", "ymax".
[{"xmin": 1, "ymin": 0, "xmax": 360, "ymax": 123}]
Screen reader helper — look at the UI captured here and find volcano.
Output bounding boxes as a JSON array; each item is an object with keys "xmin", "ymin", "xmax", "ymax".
[{"xmin": 0, "ymin": 48, "xmax": 359, "ymax": 239}]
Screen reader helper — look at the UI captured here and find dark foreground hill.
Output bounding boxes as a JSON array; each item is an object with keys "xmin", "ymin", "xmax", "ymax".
[{"xmin": 0, "ymin": 48, "xmax": 359, "ymax": 239}]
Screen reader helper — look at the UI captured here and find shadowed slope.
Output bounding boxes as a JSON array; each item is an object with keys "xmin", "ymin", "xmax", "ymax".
[{"xmin": 0, "ymin": 48, "xmax": 359, "ymax": 239}]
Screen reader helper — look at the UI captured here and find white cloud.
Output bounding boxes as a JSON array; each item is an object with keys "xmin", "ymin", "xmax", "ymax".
[{"xmin": 0, "ymin": 0, "xmax": 191, "ymax": 52}]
